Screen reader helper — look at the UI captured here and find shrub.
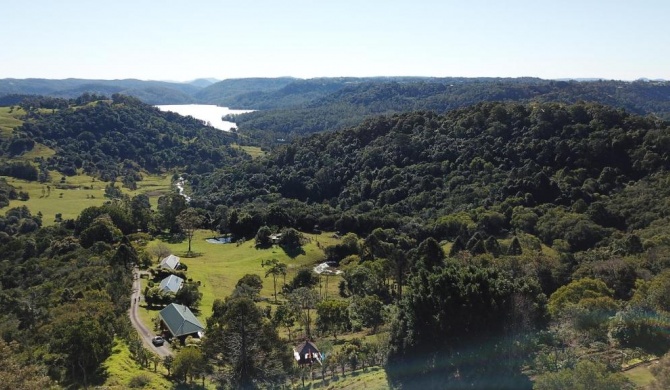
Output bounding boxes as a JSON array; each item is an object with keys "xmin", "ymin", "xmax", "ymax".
[{"xmin": 128, "ymin": 373, "xmax": 152, "ymax": 388}]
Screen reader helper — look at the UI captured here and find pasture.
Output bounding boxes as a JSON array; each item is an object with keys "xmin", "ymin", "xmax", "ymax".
[
  {"xmin": 141, "ymin": 229, "xmax": 343, "ymax": 322},
  {"xmin": 1, "ymin": 172, "xmax": 174, "ymax": 225}
]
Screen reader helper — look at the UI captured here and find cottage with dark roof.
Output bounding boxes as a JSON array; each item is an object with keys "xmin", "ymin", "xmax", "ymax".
[
  {"xmin": 158, "ymin": 303, "xmax": 205, "ymax": 341},
  {"xmin": 159, "ymin": 274, "xmax": 184, "ymax": 294},
  {"xmin": 293, "ymin": 340, "xmax": 321, "ymax": 365}
]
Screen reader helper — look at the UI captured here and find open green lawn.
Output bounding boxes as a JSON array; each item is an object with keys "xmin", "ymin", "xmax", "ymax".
[
  {"xmin": 139, "ymin": 230, "xmax": 343, "ymax": 323},
  {"xmin": 301, "ymin": 366, "xmax": 390, "ymax": 389},
  {"xmin": 1, "ymin": 172, "xmax": 174, "ymax": 225}
]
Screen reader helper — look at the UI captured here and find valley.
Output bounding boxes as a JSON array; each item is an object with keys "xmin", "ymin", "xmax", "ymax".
[
  {"xmin": 0, "ymin": 80, "xmax": 670, "ymax": 389},
  {"xmin": 155, "ymin": 104, "xmax": 254, "ymax": 131}
]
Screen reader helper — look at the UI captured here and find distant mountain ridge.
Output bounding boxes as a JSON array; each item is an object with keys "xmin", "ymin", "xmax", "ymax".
[
  {"xmin": 228, "ymin": 78, "xmax": 670, "ymax": 145},
  {"xmin": 3, "ymin": 77, "xmax": 670, "ymax": 141},
  {"xmin": 0, "ymin": 78, "xmax": 200, "ymax": 105}
]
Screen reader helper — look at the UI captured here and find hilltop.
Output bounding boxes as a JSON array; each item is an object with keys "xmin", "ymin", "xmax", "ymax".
[
  {"xmin": 230, "ymin": 78, "xmax": 670, "ymax": 145},
  {"xmin": 193, "ymin": 101, "xmax": 670, "ymax": 257},
  {"xmin": 2, "ymin": 94, "xmax": 249, "ymax": 183}
]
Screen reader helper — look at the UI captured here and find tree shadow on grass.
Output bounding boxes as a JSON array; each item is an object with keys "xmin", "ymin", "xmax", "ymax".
[
  {"xmin": 282, "ymin": 245, "xmax": 306, "ymax": 259},
  {"xmin": 156, "ymin": 232, "xmax": 186, "ymax": 244},
  {"xmin": 173, "ymin": 383, "xmax": 207, "ymax": 390},
  {"xmin": 178, "ymin": 251, "xmax": 203, "ymax": 259}
]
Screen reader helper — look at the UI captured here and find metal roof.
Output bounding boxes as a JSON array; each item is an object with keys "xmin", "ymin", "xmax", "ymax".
[
  {"xmin": 158, "ymin": 303, "xmax": 204, "ymax": 338},
  {"xmin": 160, "ymin": 254, "xmax": 180, "ymax": 270},
  {"xmin": 159, "ymin": 275, "xmax": 184, "ymax": 294}
]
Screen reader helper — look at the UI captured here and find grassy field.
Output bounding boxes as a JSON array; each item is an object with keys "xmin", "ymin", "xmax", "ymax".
[
  {"xmin": 235, "ymin": 144, "xmax": 267, "ymax": 159},
  {"xmin": 3, "ymin": 174, "xmax": 110, "ymax": 224},
  {"xmin": 103, "ymin": 336, "xmax": 389, "ymax": 390},
  {"xmin": 301, "ymin": 366, "xmax": 390, "ymax": 389},
  {"xmin": 140, "ymin": 230, "xmax": 343, "ymax": 322},
  {"xmin": 102, "ymin": 338, "xmax": 173, "ymax": 390},
  {"xmin": 0, "ymin": 106, "xmax": 24, "ymax": 136},
  {"xmin": 126, "ymin": 174, "xmax": 174, "ymax": 208},
  {"xmin": 624, "ymin": 363, "xmax": 657, "ymax": 388},
  {"xmin": 0, "ymin": 172, "xmax": 174, "ymax": 225}
]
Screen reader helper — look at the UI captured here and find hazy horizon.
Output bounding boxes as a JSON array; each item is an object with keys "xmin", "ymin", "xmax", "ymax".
[{"xmin": 2, "ymin": 75, "xmax": 666, "ymax": 84}]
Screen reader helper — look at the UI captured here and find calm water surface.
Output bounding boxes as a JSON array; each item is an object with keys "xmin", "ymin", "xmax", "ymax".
[{"xmin": 156, "ymin": 104, "xmax": 254, "ymax": 131}]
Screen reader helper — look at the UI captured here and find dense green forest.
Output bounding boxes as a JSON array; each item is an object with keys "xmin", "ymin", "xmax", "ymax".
[
  {"xmin": 231, "ymin": 79, "xmax": 670, "ymax": 145},
  {"xmin": 193, "ymin": 77, "xmax": 297, "ymax": 106},
  {"xmin": 0, "ymin": 204, "xmax": 135, "ymax": 388},
  {"xmin": 4, "ymin": 94, "xmax": 249, "ymax": 182},
  {"xmin": 4, "ymin": 90, "xmax": 670, "ymax": 388},
  {"xmin": 193, "ymin": 101, "xmax": 670, "ymax": 247},
  {"xmin": 188, "ymin": 102, "xmax": 670, "ymax": 387}
]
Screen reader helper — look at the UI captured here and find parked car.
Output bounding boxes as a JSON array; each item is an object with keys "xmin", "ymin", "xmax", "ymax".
[{"xmin": 152, "ymin": 336, "xmax": 165, "ymax": 346}]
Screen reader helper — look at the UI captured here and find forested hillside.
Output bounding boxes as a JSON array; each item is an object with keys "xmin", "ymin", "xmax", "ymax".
[
  {"xmin": 193, "ymin": 77, "xmax": 297, "ymax": 106},
  {"xmin": 4, "ymin": 90, "xmax": 670, "ymax": 388},
  {"xmin": 194, "ymin": 101, "xmax": 670, "ymax": 247},
  {"xmin": 232, "ymin": 79, "xmax": 670, "ymax": 145},
  {"xmin": 0, "ymin": 204, "xmax": 136, "ymax": 388},
  {"xmin": 185, "ymin": 101, "xmax": 670, "ymax": 387},
  {"xmin": 4, "ymin": 94, "xmax": 249, "ymax": 182},
  {"xmin": 0, "ymin": 78, "xmax": 199, "ymax": 104}
]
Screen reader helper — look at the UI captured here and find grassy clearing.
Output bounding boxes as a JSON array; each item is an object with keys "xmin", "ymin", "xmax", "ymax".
[
  {"xmin": 2, "ymin": 175, "xmax": 109, "ymax": 224},
  {"xmin": 0, "ymin": 172, "xmax": 174, "ymax": 224},
  {"xmin": 126, "ymin": 174, "xmax": 174, "ymax": 208},
  {"xmin": 19, "ymin": 143, "xmax": 56, "ymax": 159},
  {"xmin": 140, "ymin": 230, "xmax": 343, "ymax": 323},
  {"xmin": 301, "ymin": 366, "xmax": 390, "ymax": 389},
  {"xmin": 102, "ymin": 338, "xmax": 172, "ymax": 390},
  {"xmin": 0, "ymin": 106, "xmax": 56, "ymax": 158},
  {"xmin": 0, "ymin": 106, "xmax": 24, "ymax": 136},
  {"xmin": 235, "ymin": 144, "xmax": 267, "ymax": 159},
  {"xmin": 131, "ymin": 230, "xmax": 385, "ymax": 389},
  {"xmin": 624, "ymin": 363, "xmax": 657, "ymax": 388}
]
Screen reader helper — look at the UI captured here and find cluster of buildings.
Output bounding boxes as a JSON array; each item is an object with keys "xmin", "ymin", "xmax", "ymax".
[
  {"xmin": 155, "ymin": 254, "xmax": 205, "ymax": 341},
  {"xmin": 149, "ymin": 254, "xmax": 322, "ymax": 363}
]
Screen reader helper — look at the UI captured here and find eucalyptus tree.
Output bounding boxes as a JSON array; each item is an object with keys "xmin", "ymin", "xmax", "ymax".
[{"xmin": 263, "ymin": 258, "xmax": 287, "ymax": 303}]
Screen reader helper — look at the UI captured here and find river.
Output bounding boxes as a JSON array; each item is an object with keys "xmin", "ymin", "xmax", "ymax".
[{"xmin": 155, "ymin": 104, "xmax": 254, "ymax": 131}]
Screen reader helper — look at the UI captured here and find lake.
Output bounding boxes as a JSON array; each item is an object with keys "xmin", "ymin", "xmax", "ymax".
[{"xmin": 155, "ymin": 104, "xmax": 254, "ymax": 131}]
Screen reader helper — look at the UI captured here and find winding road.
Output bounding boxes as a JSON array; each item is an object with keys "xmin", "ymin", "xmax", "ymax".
[{"xmin": 129, "ymin": 268, "xmax": 173, "ymax": 358}]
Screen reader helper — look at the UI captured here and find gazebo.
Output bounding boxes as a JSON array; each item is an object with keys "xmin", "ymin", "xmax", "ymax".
[{"xmin": 293, "ymin": 340, "xmax": 321, "ymax": 366}]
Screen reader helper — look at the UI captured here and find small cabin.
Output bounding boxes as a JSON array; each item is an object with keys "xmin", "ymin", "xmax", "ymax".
[
  {"xmin": 159, "ymin": 274, "xmax": 184, "ymax": 294},
  {"xmin": 160, "ymin": 254, "xmax": 180, "ymax": 270},
  {"xmin": 293, "ymin": 340, "xmax": 321, "ymax": 366}
]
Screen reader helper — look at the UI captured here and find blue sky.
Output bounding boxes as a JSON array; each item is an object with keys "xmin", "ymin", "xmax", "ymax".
[{"xmin": 2, "ymin": 0, "xmax": 669, "ymax": 81}]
